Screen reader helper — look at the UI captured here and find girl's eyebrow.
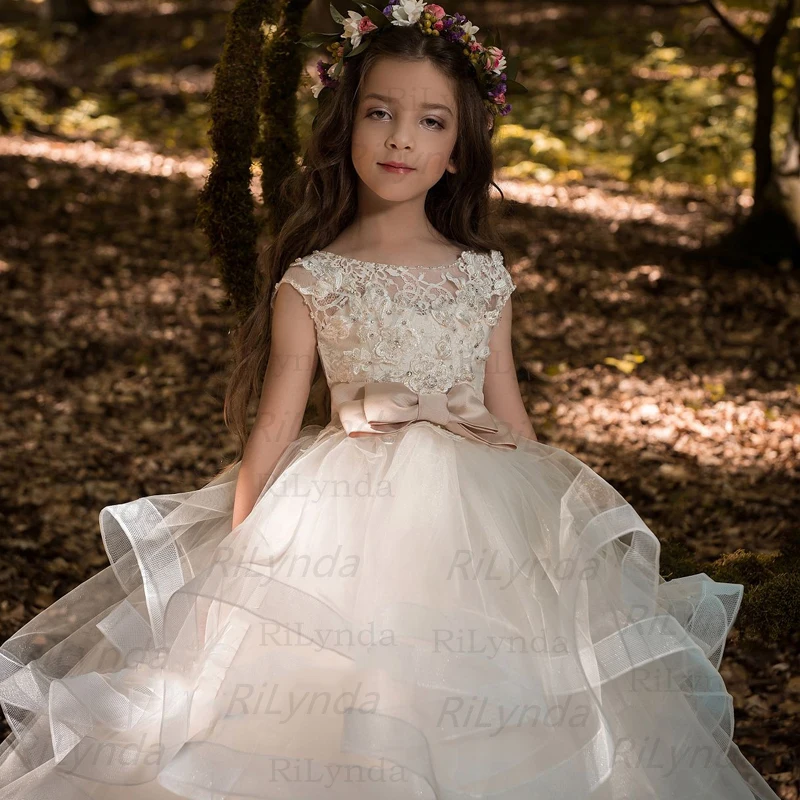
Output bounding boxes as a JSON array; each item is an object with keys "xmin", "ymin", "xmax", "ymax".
[{"xmin": 363, "ymin": 92, "xmax": 454, "ymax": 117}]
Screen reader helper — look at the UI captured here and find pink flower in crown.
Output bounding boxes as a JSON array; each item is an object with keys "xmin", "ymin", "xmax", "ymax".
[
  {"xmin": 468, "ymin": 41, "xmax": 482, "ymax": 53},
  {"xmin": 424, "ymin": 3, "xmax": 446, "ymax": 20},
  {"xmin": 433, "ymin": 19, "xmax": 443, "ymax": 30},
  {"xmin": 342, "ymin": 10, "xmax": 377, "ymax": 48},
  {"xmin": 484, "ymin": 45, "xmax": 507, "ymax": 74}
]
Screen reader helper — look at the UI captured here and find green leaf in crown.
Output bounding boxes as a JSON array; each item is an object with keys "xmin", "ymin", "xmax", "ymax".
[
  {"xmin": 482, "ymin": 25, "xmax": 498, "ymax": 51},
  {"xmin": 504, "ymin": 54, "xmax": 521, "ymax": 82},
  {"xmin": 354, "ymin": 1, "xmax": 390, "ymax": 28},
  {"xmin": 298, "ymin": 32, "xmax": 341, "ymax": 48},
  {"xmin": 329, "ymin": 2, "xmax": 345, "ymax": 24},
  {"xmin": 345, "ymin": 38, "xmax": 371, "ymax": 58},
  {"xmin": 505, "ymin": 78, "xmax": 528, "ymax": 96}
]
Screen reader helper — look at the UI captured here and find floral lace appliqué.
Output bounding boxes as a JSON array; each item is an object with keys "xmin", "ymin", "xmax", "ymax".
[{"xmin": 272, "ymin": 249, "xmax": 516, "ymax": 398}]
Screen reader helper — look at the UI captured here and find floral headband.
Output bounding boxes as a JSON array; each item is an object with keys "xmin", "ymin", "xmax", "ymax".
[{"xmin": 298, "ymin": 0, "xmax": 528, "ymax": 117}]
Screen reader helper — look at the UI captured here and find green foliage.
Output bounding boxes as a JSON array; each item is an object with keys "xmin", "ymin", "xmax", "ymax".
[
  {"xmin": 491, "ymin": 11, "xmax": 796, "ymax": 191},
  {"xmin": 494, "ymin": 124, "xmax": 569, "ymax": 182},
  {"xmin": 0, "ymin": 24, "xmax": 212, "ymax": 150},
  {"xmin": 625, "ymin": 40, "xmax": 756, "ymax": 187}
]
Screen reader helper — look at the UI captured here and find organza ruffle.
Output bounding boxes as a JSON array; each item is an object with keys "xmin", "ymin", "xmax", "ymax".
[{"xmin": 0, "ymin": 421, "xmax": 780, "ymax": 799}]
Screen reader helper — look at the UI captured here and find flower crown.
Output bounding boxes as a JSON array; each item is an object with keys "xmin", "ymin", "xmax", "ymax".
[{"xmin": 298, "ymin": 1, "xmax": 528, "ymax": 117}]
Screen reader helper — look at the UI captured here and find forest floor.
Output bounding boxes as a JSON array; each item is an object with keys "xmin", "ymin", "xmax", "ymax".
[{"xmin": 0, "ymin": 0, "xmax": 798, "ymax": 796}]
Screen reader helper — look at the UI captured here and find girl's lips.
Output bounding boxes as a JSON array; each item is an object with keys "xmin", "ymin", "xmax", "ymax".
[{"xmin": 378, "ymin": 163, "xmax": 415, "ymax": 174}]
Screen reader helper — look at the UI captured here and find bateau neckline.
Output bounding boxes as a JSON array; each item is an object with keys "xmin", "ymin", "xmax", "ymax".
[{"xmin": 311, "ymin": 248, "xmax": 475, "ymax": 271}]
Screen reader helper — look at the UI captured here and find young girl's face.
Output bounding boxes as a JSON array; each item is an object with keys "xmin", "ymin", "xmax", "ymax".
[{"xmin": 351, "ymin": 56, "xmax": 459, "ymax": 203}]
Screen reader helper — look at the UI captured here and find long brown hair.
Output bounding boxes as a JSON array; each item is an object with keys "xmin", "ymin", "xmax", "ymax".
[{"xmin": 221, "ymin": 23, "xmax": 507, "ymax": 471}]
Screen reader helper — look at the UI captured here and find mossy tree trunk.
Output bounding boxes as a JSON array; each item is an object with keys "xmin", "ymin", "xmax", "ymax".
[
  {"xmin": 196, "ymin": 0, "xmax": 282, "ymax": 320},
  {"xmin": 257, "ymin": 0, "xmax": 316, "ymax": 237}
]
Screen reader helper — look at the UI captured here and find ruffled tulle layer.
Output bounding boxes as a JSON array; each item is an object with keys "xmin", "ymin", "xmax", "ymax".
[{"xmin": 0, "ymin": 421, "xmax": 780, "ymax": 799}]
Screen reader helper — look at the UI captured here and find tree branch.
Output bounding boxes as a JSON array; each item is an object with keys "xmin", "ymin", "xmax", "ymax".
[
  {"xmin": 637, "ymin": 0, "xmax": 760, "ymax": 52},
  {"xmin": 703, "ymin": 0, "xmax": 759, "ymax": 52}
]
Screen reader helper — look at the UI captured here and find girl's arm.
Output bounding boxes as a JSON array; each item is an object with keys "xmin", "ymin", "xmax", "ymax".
[
  {"xmin": 231, "ymin": 283, "xmax": 319, "ymax": 529},
  {"xmin": 482, "ymin": 296, "xmax": 538, "ymax": 443}
]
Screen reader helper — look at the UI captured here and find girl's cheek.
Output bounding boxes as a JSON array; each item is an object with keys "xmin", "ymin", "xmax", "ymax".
[
  {"xmin": 422, "ymin": 151, "xmax": 449, "ymax": 174},
  {"xmin": 350, "ymin": 133, "xmax": 374, "ymax": 162}
]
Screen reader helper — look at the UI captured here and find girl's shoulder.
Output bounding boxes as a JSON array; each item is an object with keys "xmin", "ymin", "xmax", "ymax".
[
  {"xmin": 269, "ymin": 256, "xmax": 319, "ymax": 311},
  {"xmin": 477, "ymin": 249, "xmax": 516, "ymax": 295},
  {"xmin": 480, "ymin": 249, "xmax": 516, "ymax": 312}
]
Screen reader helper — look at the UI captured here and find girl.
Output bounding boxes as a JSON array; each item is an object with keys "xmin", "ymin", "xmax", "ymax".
[{"xmin": 0, "ymin": 2, "xmax": 782, "ymax": 799}]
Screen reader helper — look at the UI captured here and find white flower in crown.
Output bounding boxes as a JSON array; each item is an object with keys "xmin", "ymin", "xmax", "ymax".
[
  {"xmin": 342, "ymin": 10, "xmax": 378, "ymax": 48},
  {"xmin": 311, "ymin": 81, "xmax": 325, "ymax": 98},
  {"xmin": 462, "ymin": 20, "xmax": 479, "ymax": 37},
  {"xmin": 391, "ymin": 0, "xmax": 426, "ymax": 26}
]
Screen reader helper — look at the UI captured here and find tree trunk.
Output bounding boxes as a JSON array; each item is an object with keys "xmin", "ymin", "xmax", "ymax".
[
  {"xmin": 751, "ymin": 46, "xmax": 776, "ymax": 210},
  {"xmin": 40, "ymin": 0, "xmax": 98, "ymax": 26},
  {"xmin": 770, "ymin": 71, "xmax": 800, "ymax": 242},
  {"xmin": 726, "ymin": 59, "xmax": 800, "ymax": 266}
]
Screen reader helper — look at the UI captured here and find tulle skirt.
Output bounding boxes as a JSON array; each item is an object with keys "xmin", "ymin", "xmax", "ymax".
[{"xmin": 0, "ymin": 420, "xmax": 781, "ymax": 799}]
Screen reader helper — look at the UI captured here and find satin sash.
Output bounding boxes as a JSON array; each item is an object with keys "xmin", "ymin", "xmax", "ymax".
[{"xmin": 330, "ymin": 380, "xmax": 517, "ymax": 450}]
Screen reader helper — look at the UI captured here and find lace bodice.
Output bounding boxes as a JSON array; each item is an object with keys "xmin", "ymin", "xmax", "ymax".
[{"xmin": 270, "ymin": 248, "xmax": 516, "ymax": 402}]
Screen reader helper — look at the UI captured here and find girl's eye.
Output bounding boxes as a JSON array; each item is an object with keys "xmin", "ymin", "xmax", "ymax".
[{"xmin": 366, "ymin": 110, "xmax": 444, "ymax": 130}]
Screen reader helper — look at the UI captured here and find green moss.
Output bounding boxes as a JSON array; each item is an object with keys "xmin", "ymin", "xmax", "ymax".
[
  {"xmin": 659, "ymin": 532, "xmax": 799, "ymax": 648},
  {"xmin": 658, "ymin": 537, "xmax": 702, "ymax": 580},
  {"xmin": 737, "ymin": 571, "xmax": 800, "ymax": 647},
  {"xmin": 710, "ymin": 548, "xmax": 780, "ymax": 586}
]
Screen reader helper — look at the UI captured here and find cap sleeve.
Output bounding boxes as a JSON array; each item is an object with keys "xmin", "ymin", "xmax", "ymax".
[
  {"xmin": 484, "ymin": 249, "xmax": 516, "ymax": 329},
  {"xmin": 270, "ymin": 258, "xmax": 318, "ymax": 316}
]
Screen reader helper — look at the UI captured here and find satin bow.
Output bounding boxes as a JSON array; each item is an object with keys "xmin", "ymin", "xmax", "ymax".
[{"xmin": 330, "ymin": 380, "xmax": 517, "ymax": 450}]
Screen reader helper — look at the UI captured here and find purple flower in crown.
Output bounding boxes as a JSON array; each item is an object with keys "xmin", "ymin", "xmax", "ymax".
[{"xmin": 312, "ymin": 58, "xmax": 341, "ymax": 97}]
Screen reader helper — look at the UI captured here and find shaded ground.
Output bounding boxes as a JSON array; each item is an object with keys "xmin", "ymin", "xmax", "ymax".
[{"xmin": 0, "ymin": 0, "xmax": 798, "ymax": 796}]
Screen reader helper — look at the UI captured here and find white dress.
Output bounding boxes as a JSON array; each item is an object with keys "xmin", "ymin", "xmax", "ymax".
[{"xmin": 0, "ymin": 248, "xmax": 781, "ymax": 799}]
